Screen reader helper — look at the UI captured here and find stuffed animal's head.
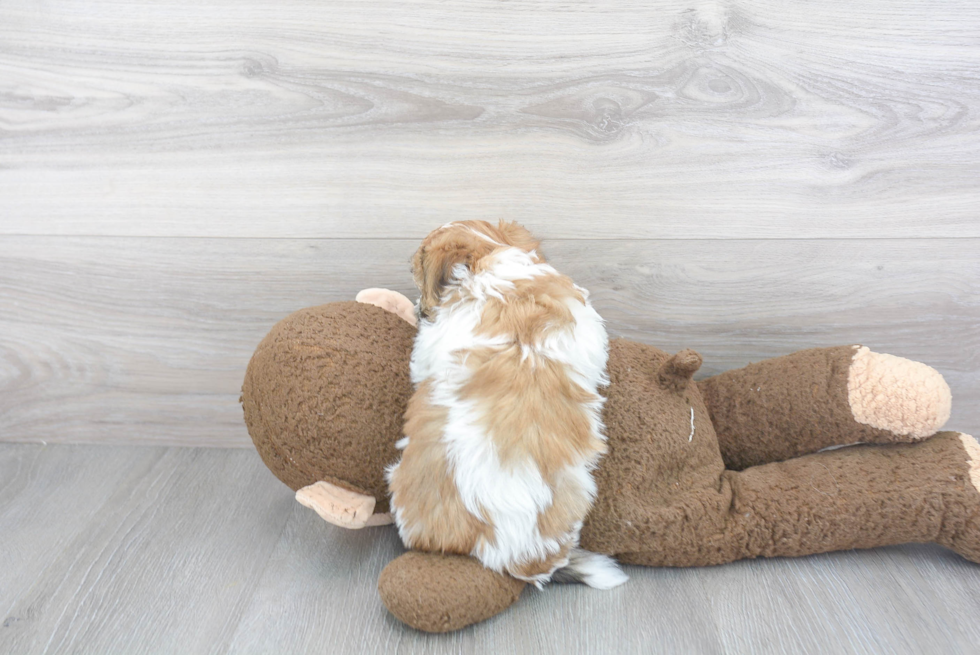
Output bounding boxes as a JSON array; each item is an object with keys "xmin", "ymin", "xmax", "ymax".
[{"xmin": 241, "ymin": 301, "xmax": 416, "ymax": 526}]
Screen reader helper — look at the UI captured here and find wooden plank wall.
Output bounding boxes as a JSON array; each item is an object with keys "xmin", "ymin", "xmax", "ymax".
[{"xmin": 1, "ymin": 0, "xmax": 978, "ymax": 446}]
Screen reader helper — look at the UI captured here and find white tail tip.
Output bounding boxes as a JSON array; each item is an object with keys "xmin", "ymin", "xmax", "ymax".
[{"xmin": 552, "ymin": 549, "xmax": 628, "ymax": 590}]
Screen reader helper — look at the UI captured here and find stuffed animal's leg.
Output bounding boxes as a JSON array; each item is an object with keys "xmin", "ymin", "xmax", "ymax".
[
  {"xmin": 618, "ymin": 432, "xmax": 980, "ymax": 567},
  {"xmin": 378, "ymin": 551, "xmax": 526, "ymax": 632},
  {"xmin": 723, "ymin": 431, "xmax": 980, "ymax": 563},
  {"xmin": 698, "ymin": 345, "xmax": 951, "ymax": 470}
]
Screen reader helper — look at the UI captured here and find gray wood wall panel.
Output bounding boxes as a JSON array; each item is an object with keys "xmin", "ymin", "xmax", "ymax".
[
  {"xmin": 1, "ymin": 237, "xmax": 976, "ymax": 446},
  {"xmin": 0, "ymin": 0, "xmax": 976, "ymax": 441},
  {"xmin": 3, "ymin": 443, "xmax": 980, "ymax": 654},
  {"xmin": 2, "ymin": 0, "xmax": 979, "ymax": 238}
]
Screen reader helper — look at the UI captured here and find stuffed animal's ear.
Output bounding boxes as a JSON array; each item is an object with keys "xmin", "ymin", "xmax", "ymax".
[
  {"xmin": 355, "ymin": 288, "xmax": 417, "ymax": 326},
  {"xmin": 658, "ymin": 349, "xmax": 702, "ymax": 392},
  {"xmin": 295, "ymin": 480, "xmax": 393, "ymax": 529}
]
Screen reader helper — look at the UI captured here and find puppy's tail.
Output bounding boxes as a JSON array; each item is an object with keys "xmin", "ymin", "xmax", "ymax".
[{"xmin": 551, "ymin": 548, "xmax": 628, "ymax": 590}]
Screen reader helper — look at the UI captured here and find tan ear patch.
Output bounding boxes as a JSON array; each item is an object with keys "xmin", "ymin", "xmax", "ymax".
[
  {"xmin": 355, "ymin": 288, "xmax": 418, "ymax": 326},
  {"xmin": 296, "ymin": 480, "xmax": 381, "ymax": 529},
  {"xmin": 847, "ymin": 346, "xmax": 951, "ymax": 438}
]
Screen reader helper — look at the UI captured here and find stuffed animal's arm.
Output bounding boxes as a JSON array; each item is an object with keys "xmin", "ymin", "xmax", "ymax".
[
  {"xmin": 697, "ymin": 345, "xmax": 951, "ymax": 470},
  {"xmin": 378, "ymin": 551, "xmax": 526, "ymax": 632},
  {"xmin": 356, "ymin": 288, "xmax": 417, "ymax": 326}
]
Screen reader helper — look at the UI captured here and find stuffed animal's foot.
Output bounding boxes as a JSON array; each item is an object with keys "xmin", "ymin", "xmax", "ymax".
[
  {"xmin": 936, "ymin": 432, "xmax": 980, "ymax": 563},
  {"xmin": 378, "ymin": 552, "xmax": 526, "ymax": 632},
  {"xmin": 848, "ymin": 346, "xmax": 951, "ymax": 439},
  {"xmin": 355, "ymin": 288, "xmax": 417, "ymax": 326}
]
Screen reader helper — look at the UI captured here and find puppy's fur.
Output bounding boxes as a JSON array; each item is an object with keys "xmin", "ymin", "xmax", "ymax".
[{"xmin": 386, "ymin": 220, "xmax": 626, "ymax": 589}]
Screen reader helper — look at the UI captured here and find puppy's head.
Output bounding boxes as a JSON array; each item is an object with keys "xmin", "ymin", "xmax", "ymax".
[{"xmin": 412, "ymin": 220, "xmax": 542, "ymax": 320}]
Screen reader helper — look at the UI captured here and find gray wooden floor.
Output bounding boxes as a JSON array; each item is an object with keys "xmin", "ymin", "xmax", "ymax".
[{"xmin": 3, "ymin": 443, "xmax": 980, "ymax": 655}]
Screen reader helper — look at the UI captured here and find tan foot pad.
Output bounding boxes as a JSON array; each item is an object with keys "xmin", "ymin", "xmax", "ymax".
[
  {"xmin": 848, "ymin": 346, "xmax": 952, "ymax": 438},
  {"xmin": 296, "ymin": 481, "xmax": 393, "ymax": 529}
]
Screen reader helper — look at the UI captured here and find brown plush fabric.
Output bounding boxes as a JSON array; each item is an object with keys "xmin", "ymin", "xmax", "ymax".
[
  {"xmin": 580, "ymin": 339, "xmax": 729, "ymax": 560},
  {"xmin": 613, "ymin": 431, "xmax": 980, "ymax": 566},
  {"xmin": 699, "ymin": 346, "xmax": 906, "ymax": 471},
  {"xmin": 725, "ymin": 431, "xmax": 980, "ymax": 563},
  {"xmin": 241, "ymin": 302, "xmax": 978, "ymax": 633},
  {"xmin": 241, "ymin": 302, "xmax": 415, "ymax": 511},
  {"xmin": 378, "ymin": 552, "xmax": 526, "ymax": 633}
]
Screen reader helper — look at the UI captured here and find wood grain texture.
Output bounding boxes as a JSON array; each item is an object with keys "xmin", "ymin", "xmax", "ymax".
[
  {"xmin": 0, "ymin": 444, "xmax": 294, "ymax": 654},
  {"xmin": 702, "ymin": 547, "xmax": 980, "ymax": 653},
  {"xmin": 3, "ymin": 443, "xmax": 980, "ymax": 654},
  {"xmin": 3, "ymin": 2, "xmax": 977, "ymax": 649},
  {"xmin": 0, "ymin": 236, "xmax": 976, "ymax": 446},
  {"xmin": 0, "ymin": 445, "xmax": 167, "ymax": 627},
  {"xmin": 2, "ymin": 0, "xmax": 979, "ymax": 238}
]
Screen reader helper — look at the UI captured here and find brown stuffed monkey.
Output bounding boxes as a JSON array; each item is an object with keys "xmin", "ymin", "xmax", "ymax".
[{"xmin": 241, "ymin": 289, "xmax": 980, "ymax": 633}]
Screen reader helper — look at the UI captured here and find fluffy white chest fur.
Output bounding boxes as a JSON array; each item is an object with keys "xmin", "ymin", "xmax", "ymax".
[{"xmin": 387, "ymin": 238, "xmax": 627, "ymax": 590}]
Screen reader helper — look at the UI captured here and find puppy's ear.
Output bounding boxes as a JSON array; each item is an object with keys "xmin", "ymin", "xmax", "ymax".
[
  {"xmin": 413, "ymin": 241, "xmax": 472, "ymax": 319},
  {"xmin": 495, "ymin": 220, "xmax": 542, "ymax": 259}
]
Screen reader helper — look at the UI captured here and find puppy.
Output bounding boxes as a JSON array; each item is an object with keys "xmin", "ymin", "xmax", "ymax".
[{"xmin": 386, "ymin": 220, "xmax": 627, "ymax": 589}]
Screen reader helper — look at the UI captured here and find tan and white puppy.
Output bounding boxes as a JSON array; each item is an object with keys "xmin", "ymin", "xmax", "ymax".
[{"xmin": 386, "ymin": 220, "xmax": 627, "ymax": 589}]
